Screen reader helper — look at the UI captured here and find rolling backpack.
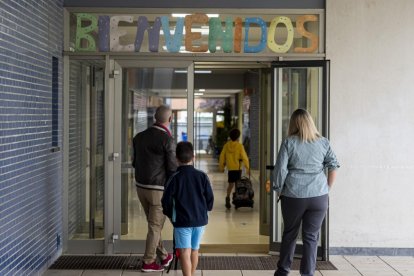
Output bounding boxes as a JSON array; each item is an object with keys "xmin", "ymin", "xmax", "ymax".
[{"xmin": 232, "ymin": 173, "xmax": 254, "ymax": 209}]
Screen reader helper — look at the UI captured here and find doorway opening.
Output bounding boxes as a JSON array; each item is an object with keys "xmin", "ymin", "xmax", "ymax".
[
  {"xmin": 64, "ymin": 58, "xmax": 329, "ymax": 258},
  {"xmin": 191, "ymin": 62, "xmax": 272, "ymax": 253},
  {"xmin": 119, "ymin": 62, "xmax": 272, "ymax": 253}
]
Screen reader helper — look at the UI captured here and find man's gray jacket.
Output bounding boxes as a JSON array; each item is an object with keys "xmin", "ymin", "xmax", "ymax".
[{"xmin": 132, "ymin": 124, "xmax": 177, "ymax": 191}]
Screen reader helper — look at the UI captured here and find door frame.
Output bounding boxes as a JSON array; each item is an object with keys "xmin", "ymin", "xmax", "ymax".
[
  {"xmin": 110, "ymin": 59, "xmax": 194, "ymax": 254},
  {"xmin": 63, "ymin": 56, "xmax": 108, "ymax": 254},
  {"xmin": 269, "ymin": 60, "xmax": 330, "ymax": 261},
  {"xmin": 63, "ymin": 56, "xmax": 329, "ymax": 256}
]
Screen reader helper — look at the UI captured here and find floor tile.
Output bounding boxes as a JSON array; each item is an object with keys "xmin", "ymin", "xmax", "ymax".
[
  {"xmin": 328, "ymin": 255, "xmax": 359, "ymax": 271},
  {"xmin": 42, "ymin": 270, "xmax": 83, "ymax": 276},
  {"xmin": 344, "ymin": 256, "xmax": 399, "ymax": 275},
  {"xmin": 242, "ymin": 270, "xmax": 275, "ymax": 276},
  {"xmin": 161, "ymin": 270, "xmax": 202, "ymax": 275},
  {"xmin": 380, "ymin": 256, "xmax": 414, "ymax": 275},
  {"xmin": 320, "ymin": 272, "xmax": 361, "ymax": 276},
  {"xmin": 82, "ymin": 270, "xmax": 123, "ymax": 276},
  {"xmin": 358, "ymin": 273, "xmax": 400, "ymax": 276},
  {"xmin": 122, "ymin": 271, "xmax": 162, "ymax": 276},
  {"xmin": 202, "ymin": 270, "xmax": 242, "ymax": 276}
]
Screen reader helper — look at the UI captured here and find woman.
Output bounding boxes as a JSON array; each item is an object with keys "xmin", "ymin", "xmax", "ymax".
[{"xmin": 273, "ymin": 109, "xmax": 339, "ymax": 276}]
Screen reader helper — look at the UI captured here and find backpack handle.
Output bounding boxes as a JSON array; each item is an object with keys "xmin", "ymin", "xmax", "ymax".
[{"xmin": 239, "ymin": 159, "xmax": 251, "ymax": 180}]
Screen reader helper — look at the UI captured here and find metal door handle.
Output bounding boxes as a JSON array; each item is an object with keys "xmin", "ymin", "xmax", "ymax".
[{"xmin": 110, "ymin": 152, "xmax": 120, "ymax": 161}]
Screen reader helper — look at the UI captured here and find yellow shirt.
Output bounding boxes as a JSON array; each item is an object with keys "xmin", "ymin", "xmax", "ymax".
[{"xmin": 219, "ymin": 141, "xmax": 250, "ymax": 171}]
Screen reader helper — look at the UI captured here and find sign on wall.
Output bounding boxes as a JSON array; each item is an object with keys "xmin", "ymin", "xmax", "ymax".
[{"xmin": 71, "ymin": 13, "xmax": 320, "ymax": 54}]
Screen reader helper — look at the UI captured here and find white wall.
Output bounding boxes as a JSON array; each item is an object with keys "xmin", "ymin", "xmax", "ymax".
[{"xmin": 327, "ymin": 0, "xmax": 414, "ymax": 248}]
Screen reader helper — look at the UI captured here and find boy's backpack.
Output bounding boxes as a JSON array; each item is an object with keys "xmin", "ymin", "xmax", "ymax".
[{"xmin": 232, "ymin": 176, "xmax": 254, "ymax": 209}]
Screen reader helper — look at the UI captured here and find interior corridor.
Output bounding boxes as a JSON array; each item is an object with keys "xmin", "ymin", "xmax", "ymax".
[{"xmin": 123, "ymin": 154, "xmax": 268, "ymax": 247}]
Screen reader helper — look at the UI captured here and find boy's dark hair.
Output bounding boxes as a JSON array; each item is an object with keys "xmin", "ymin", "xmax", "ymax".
[
  {"xmin": 176, "ymin": 141, "xmax": 194, "ymax": 163},
  {"xmin": 229, "ymin": 129, "xmax": 241, "ymax": 141}
]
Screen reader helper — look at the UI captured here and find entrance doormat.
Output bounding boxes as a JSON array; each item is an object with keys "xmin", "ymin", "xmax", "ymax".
[{"xmin": 49, "ymin": 255, "xmax": 337, "ymax": 270}]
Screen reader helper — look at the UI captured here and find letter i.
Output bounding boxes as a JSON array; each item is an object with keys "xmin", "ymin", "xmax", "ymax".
[{"xmin": 234, "ymin": 17, "xmax": 242, "ymax": 53}]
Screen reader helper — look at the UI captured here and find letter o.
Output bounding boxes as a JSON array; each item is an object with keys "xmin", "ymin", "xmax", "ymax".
[{"xmin": 267, "ymin": 16, "xmax": 294, "ymax": 53}]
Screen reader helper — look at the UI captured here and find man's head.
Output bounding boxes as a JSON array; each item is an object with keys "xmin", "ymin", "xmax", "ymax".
[
  {"xmin": 176, "ymin": 141, "xmax": 194, "ymax": 164},
  {"xmin": 154, "ymin": 104, "xmax": 172, "ymax": 125}
]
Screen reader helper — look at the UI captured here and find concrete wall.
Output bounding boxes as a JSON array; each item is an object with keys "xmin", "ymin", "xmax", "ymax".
[
  {"xmin": 327, "ymin": 0, "xmax": 414, "ymax": 253},
  {"xmin": 0, "ymin": 0, "xmax": 64, "ymax": 274}
]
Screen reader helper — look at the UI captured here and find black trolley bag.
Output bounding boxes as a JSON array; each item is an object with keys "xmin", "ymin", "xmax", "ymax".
[{"xmin": 232, "ymin": 168, "xmax": 254, "ymax": 209}]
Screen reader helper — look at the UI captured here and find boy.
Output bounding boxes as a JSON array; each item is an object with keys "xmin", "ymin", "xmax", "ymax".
[
  {"xmin": 162, "ymin": 141, "xmax": 214, "ymax": 276},
  {"xmin": 219, "ymin": 128, "xmax": 250, "ymax": 209}
]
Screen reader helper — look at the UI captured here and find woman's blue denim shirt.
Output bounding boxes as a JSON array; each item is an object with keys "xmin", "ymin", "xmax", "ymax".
[{"xmin": 272, "ymin": 136, "xmax": 340, "ymax": 198}]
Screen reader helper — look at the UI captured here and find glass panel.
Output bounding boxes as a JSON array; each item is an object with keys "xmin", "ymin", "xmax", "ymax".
[
  {"xmin": 120, "ymin": 67, "xmax": 187, "ymax": 240},
  {"xmin": 260, "ymin": 69, "xmax": 272, "ymax": 236},
  {"xmin": 68, "ymin": 61, "xmax": 105, "ymax": 240},
  {"xmin": 194, "ymin": 101, "xmax": 220, "ymax": 155},
  {"xmin": 280, "ymin": 67, "xmax": 322, "ymax": 141},
  {"xmin": 275, "ymin": 66, "xmax": 322, "ymax": 243}
]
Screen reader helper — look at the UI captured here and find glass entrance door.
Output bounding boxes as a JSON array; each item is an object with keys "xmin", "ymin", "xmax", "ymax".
[
  {"xmin": 111, "ymin": 60, "xmax": 194, "ymax": 253},
  {"xmin": 65, "ymin": 59, "xmax": 106, "ymax": 253},
  {"xmin": 270, "ymin": 60, "xmax": 330, "ymax": 260}
]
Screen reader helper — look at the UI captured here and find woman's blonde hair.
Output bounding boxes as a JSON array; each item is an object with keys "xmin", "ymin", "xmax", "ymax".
[{"xmin": 288, "ymin": 109, "xmax": 321, "ymax": 142}]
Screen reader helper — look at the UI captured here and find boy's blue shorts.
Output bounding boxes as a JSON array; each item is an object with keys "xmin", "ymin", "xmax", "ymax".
[{"xmin": 174, "ymin": 226, "xmax": 205, "ymax": 250}]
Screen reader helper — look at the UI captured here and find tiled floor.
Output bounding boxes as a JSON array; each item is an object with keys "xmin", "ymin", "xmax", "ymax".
[{"xmin": 43, "ymin": 255, "xmax": 414, "ymax": 275}]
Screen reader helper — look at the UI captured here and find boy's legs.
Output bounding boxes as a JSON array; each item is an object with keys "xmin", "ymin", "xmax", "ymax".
[
  {"xmin": 226, "ymin": 170, "xmax": 241, "ymax": 208},
  {"xmin": 226, "ymin": 182, "xmax": 235, "ymax": 196},
  {"xmin": 190, "ymin": 226, "xmax": 205, "ymax": 274},
  {"xmin": 175, "ymin": 228, "xmax": 192, "ymax": 276},
  {"xmin": 191, "ymin": 249, "xmax": 199, "ymax": 275},
  {"xmin": 179, "ymin": 248, "xmax": 192, "ymax": 276},
  {"xmin": 226, "ymin": 182, "xmax": 235, "ymax": 208},
  {"xmin": 175, "ymin": 226, "xmax": 205, "ymax": 275}
]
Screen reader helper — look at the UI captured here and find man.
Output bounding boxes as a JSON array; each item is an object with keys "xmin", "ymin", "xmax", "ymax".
[{"xmin": 132, "ymin": 104, "xmax": 177, "ymax": 272}]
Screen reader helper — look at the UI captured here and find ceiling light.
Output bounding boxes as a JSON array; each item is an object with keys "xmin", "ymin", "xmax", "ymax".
[
  {"xmin": 194, "ymin": 92, "xmax": 204, "ymax": 96},
  {"xmin": 174, "ymin": 70, "xmax": 187, "ymax": 73},
  {"xmin": 195, "ymin": 70, "xmax": 211, "ymax": 74},
  {"xmin": 174, "ymin": 70, "xmax": 212, "ymax": 74},
  {"xmin": 172, "ymin": 13, "xmax": 219, "ymax": 18},
  {"xmin": 198, "ymin": 89, "xmax": 206, "ymax": 92}
]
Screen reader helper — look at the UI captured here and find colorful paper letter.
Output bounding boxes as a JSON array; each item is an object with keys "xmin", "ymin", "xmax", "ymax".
[
  {"xmin": 234, "ymin": 17, "xmax": 242, "ymax": 53},
  {"xmin": 185, "ymin": 14, "xmax": 208, "ymax": 52},
  {"xmin": 208, "ymin": 17, "xmax": 233, "ymax": 53},
  {"xmin": 244, "ymin": 17, "xmax": 267, "ymax": 53},
  {"xmin": 267, "ymin": 16, "xmax": 294, "ymax": 53},
  {"xmin": 75, "ymin": 13, "xmax": 98, "ymax": 51},
  {"xmin": 135, "ymin": 16, "xmax": 162, "ymax": 52},
  {"xmin": 110, "ymin": 16, "xmax": 134, "ymax": 52},
  {"xmin": 98, "ymin": 16, "xmax": 110, "ymax": 52},
  {"xmin": 294, "ymin": 15, "xmax": 319, "ymax": 53},
  {"xmin": 161, "ymin": 16, "xmax": 184, "ymax": 53}
]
